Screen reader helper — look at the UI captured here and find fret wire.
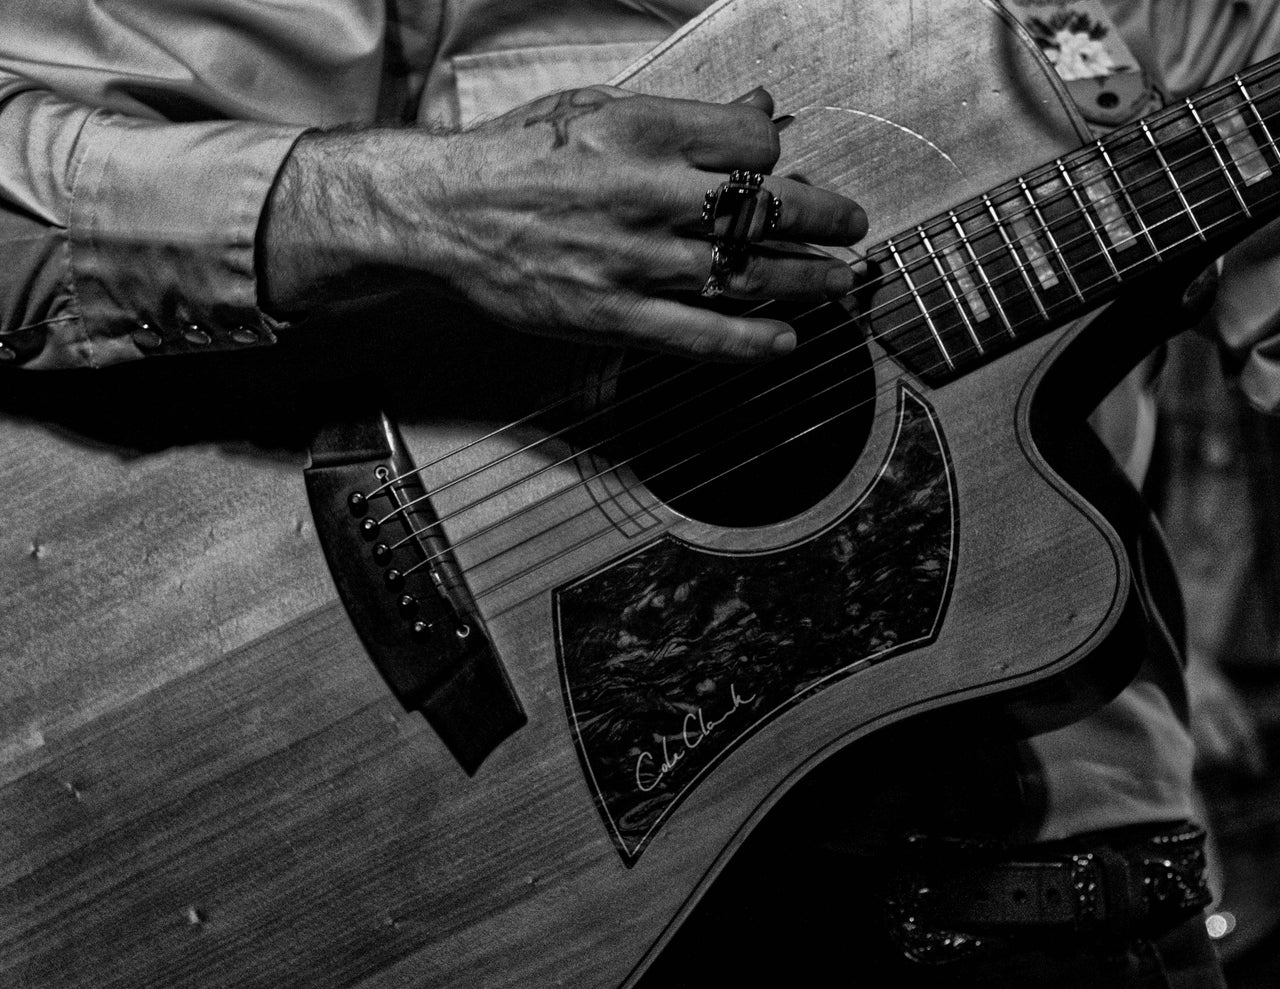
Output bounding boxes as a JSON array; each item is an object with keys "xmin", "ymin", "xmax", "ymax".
[
  {"xmin": 883, "ymin": 173, "xmax": 1280, "ymax": 381},
  {"xmin": 1054, "ymin": 159, "xmax": 1121, "ymax": 281},
  {"xmin": 1138, "ymin": 120, "xmax": 1206, "ymax": 241},
  {"xmin": 982, "ymin": 193, "xmax": 1045, "ymax": 323},
  {"xmin": 895, "ymin": 168, "xmax": 1267, "ymax": 361},
  {"xmin": 950, "ymin": 210, "xmax": 1016, "ymax": 339},
  {"xmin": 466, "ymin": 174, "xmax": 1280, "ymax": 603},
  {"xmin": 1095, "ymin": 140, "xmax": 1162, "ymax": 256},
  {"xmin": 1235, "ymin": 75, "xmax": 1280, "ymax": 158},
  {"xmin": 852, "ymin": 73, "xmax": 1280, "ymax": 345},
  {"xmin": 381, "ymin": 64, "xmax": 1280, "ymax": 526},
  {"xmin": 879, "ymin": 171, "xmax": 1280, "ymax": 387},
  {"xmin": 878, "ymin": 79, "xmax": 1280, "ymax": 347},
  {"xmin": 895, "ymin": 82, "xmax": 1280, "ymax": 321},
  {"xmin": 1017, "ymin": 177, "xmax": 1084, "ymax": 301},
  {"xmin": 919, "ymin": 225, "xmax": 984, "ymax": 354},
  {"xmin": 997, "ymin": 69, "xmax": 1280, "ymax": 262},
  {"xmin": 450, "ymin": 150, "xmax": 1280, "ymax": 574},
  {"xmin": 886, "ymin": 237, "xmax": 955, "ymax": 370},
  {"xmin": 881, "ymin": 173, "xmax": 1280, "ymax": 386},
  {"xmin": 1185, "ymin": 98, "xmax": 1252, "ymax": 217}
]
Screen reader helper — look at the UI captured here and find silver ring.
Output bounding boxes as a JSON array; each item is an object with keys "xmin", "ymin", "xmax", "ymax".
[
  {"xmin": 700, "ymin": 241, "xmax": 735, "ymax": 298},
  {"xmin": 702, "ymin": 170, "xmax": 782, "ymax": 246}
]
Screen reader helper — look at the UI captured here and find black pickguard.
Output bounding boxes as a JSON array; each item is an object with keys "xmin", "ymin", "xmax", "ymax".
[{"xmin": 554, "ymin": 385, "xmax": 958, "ymax": 864}]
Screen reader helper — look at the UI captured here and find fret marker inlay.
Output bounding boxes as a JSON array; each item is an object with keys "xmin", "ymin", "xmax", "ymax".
[
  {"xmin": 941, "ymin": 245, "xmax": 990, "ymax": 322},
  {"xmin": 1215, "ymin": 108, "xmax": 1272, "ymax": 185},
  {"xmin": 997, "ymin": 202, "xmax": 1059, "ymax": 290},
  {"xmin": 1080, "ymin": 172, "xmax": 1138, "ymax": 251}
]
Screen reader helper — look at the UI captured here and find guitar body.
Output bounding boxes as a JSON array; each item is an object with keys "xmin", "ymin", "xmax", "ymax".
[{"xmin": 0, "ymin": 2, "xmax": 1166, "ymax": 987}]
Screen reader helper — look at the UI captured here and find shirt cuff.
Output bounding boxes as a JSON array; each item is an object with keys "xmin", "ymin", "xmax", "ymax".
[{"xmin": 30, "ymin": 112, "xmax": 307, "ymax": 369}]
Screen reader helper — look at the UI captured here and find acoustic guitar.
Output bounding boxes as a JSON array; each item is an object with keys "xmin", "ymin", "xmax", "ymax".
[{"xmin": 3, "ymin": 0, "xmax": 1277, "ymax": 985}]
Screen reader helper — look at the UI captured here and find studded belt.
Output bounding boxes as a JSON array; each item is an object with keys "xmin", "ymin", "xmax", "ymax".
[{"xmin": 885, "ymin": 825, "xmax": 1212, "ymax": 964}]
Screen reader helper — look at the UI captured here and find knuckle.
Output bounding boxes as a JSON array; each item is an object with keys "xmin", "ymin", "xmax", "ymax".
[
  {"xmin": 683, "ymin": 325, "xmax": 729, "ymax": 359},
  {"xmin": 735, "ymin": 256, "xmax": 770, "ymax": 296},
  {"xmin": 707, "ymin": 106, "xmax": 779, "ymax": 169},
  {"xmin": 582, "ymin": 293, "xmax": 634, "ymax": 342},
  {"xmin": 743, "ymin": 109, "xmax": 781, "ymax": 166},
  {"xmin": 619, "ymin": 96, "xmax": 682, "ymax": 151}
]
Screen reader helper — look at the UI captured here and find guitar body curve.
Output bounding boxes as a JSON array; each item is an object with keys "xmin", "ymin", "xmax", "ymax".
[{"xmin": 0, "ymin": 3, "xmax": 1164, "ymax": 988}]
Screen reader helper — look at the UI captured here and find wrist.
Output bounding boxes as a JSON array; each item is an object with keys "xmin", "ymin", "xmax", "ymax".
[{"xmin": 257, "ymin": 127, "xmax": 453, "ymax": 318}]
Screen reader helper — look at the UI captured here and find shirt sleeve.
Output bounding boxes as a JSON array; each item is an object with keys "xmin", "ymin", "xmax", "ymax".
[
  {"xmin": 0, "ymin": 75, "xmax": 307, "ymax": 369},
  {"xmin": 0, "ymin": 0, "xmax": 387, "ymax": 369}
]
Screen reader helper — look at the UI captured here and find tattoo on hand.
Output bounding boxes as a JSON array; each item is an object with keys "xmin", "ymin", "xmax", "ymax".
[{"xmin": 524, "ymin": 90, "xmax": 609, "ymax": 149}]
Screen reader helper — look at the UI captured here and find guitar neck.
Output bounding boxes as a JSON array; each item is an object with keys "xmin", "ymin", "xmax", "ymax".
[{"xmin": 871, "ymin": 53, "xmax": 1280, "ymax": 384}]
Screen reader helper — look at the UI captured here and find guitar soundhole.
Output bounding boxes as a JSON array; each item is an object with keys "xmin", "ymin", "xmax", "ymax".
[{"xmin": 613, "ymin": 301, "xmax": 875, "ymax": 527}]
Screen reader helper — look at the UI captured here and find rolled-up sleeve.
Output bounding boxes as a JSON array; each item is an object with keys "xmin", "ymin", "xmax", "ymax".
[{"xmin": 0, "ymin": 0, "xmax": 386, "ymax": 369}]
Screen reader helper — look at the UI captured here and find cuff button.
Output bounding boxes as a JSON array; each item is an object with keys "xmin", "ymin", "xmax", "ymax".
[
  {"xmin": 131, "ymin": 322, "xmax": 164, "ymax": 349},
  {"xmin": 183, "ymin": 324, "xmax": 212, "ymax": 346}
]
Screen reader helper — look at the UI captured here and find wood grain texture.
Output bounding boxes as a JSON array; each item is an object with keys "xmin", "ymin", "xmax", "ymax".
[{"xmin": 0, "ymin": 2, "xmax": 1138, "ymax": 988}]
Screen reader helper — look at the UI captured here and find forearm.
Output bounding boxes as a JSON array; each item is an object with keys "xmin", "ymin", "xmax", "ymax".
[{"xmin": 258, "ymin": 128, "xmax": 456, "ymax": 318}]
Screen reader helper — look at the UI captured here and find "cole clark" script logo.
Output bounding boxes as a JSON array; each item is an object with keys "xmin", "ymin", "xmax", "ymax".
[{"xmin": 634, "ymin": 684, "xmax": 757, "ymax": 793}]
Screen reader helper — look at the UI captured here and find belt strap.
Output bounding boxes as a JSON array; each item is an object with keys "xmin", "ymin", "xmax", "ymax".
[{"xmin": 886, "ymin": 826, "xmax": 1211, "ymax": 964}]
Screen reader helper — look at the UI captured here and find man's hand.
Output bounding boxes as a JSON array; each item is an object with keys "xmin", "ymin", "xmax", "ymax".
[{"xmin": 259, "ymin": 86, "xmax": 867, "ymax": 361}]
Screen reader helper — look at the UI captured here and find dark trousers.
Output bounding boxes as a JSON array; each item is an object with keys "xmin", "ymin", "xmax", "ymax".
[{"xmin": 635, "ymin": 832, "xmax": 1226, "ymax": 988}]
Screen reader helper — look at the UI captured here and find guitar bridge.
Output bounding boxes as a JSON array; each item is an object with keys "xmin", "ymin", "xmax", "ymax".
[{"xmin": 305, "ymin": 412, "xmax": 525, "ymax": 774}]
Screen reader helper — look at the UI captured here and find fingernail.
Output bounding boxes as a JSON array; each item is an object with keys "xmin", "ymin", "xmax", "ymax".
[
  {"xmin": 773, "ymin": 114, "xmax": 795, "ymax": 133},
  {"xmin": 772, "ymin": 330, "xmax": 797, "ymax": 355},
  {"xmin": 826, "ymin": 265, "xmax": 856, "ymax": 298}
]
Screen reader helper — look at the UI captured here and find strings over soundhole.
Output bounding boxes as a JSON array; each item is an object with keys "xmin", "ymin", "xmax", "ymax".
[{"xmin": 610, "ymin": 300, "xmax": 875, "ymax": 527}]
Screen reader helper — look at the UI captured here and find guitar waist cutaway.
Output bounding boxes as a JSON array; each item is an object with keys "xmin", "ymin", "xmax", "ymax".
[{"xmin": 305, "ymin": 412, "xmax": 526, "ymax": 774}]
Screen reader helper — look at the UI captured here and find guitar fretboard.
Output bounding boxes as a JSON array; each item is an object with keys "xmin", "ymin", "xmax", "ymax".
[{"xmin": 871, "ymin": 56, "xmax": 1280, "ymax": 383}]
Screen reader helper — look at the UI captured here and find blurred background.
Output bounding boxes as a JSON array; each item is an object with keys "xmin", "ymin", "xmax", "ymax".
[{"xmin": 1151, "ymin": 330, "xmax": 1280, "ymax": 987}]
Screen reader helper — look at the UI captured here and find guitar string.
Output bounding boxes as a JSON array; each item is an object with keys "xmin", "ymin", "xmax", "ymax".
[
  {"xmin": 363, "ymin": 68, "xmax": 1280, "ymax": 519},
  {"xmin": 378, "ymin": 317, "xmax": 861, "ymax": 557},
  {"xmin": 360, "ymin": 68, "xmax": 1280, "ymax": 511},
  {"xmin": 398, "ymin": 171, "xmax": 1280, "ymax": 603},
  {"xmin": 466, "ymin": 373, "xmax": 925, "ymax": 612},
  {"xmin": 379, "ymin": 122, "xmax": 1280, "ymax": 573},
  {"xmin": 368, "ymin": 132, "xmax": 1246, "ymax": 553},
  {"xmin": 371, "ymin": 89, "xmax": 1280, "ymax": 545},
  {"xmin": 384, "ymin": 138, "xmax": 1221, "ymax": 566},
  {"xmin": 387, "ymin": 326, "xmax": 877, "ymax": 562},
  {"xmin": 363, "ymin": 67, "xmax": 1280, "ymax": 521}
]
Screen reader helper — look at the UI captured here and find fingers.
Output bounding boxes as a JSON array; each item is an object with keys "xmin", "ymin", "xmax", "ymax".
[
  {"xmin": 765, "ymin": 175, "xmax": 869, "ymax": 245},
  {"xmin": 674, "ymin": 241, "xmax": 857, "ymax": 301},
  {"xmin": 614, "ymin": 296, "xmax": 797, "ymax": 362},
  {"xmin": 627, "ymin": 96, "xmax": 781, "ymax": 172},
  {"xmin": 674, "ymin": 171, "xmax": 867, "ymax": 246},
  {"xmin": 547, "ymin": 90, "xmax": 865, "ymax": 246},
  {"xmin": 645, "ymin": 168, "xmax": 864, "ymax": 249},
  {"xmin": 722, "ymin": 248, "xmax": 858, "ymax": 301}
]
